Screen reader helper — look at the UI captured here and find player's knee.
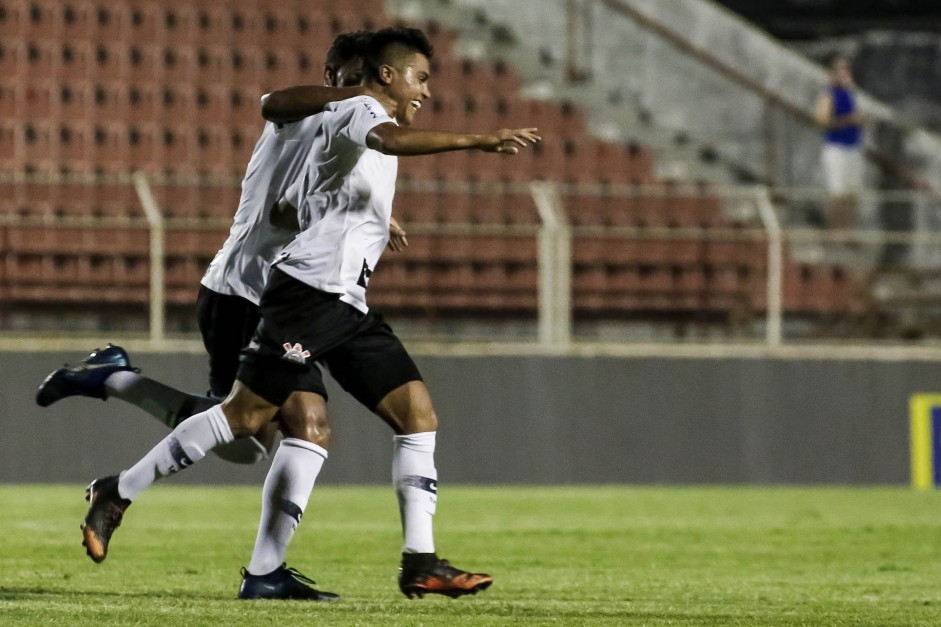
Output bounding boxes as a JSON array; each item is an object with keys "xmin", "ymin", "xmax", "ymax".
[
  {"xmin": 403, "ymin": 406, "xmax": 438, "ymax": 434},
  {"xmin": 377, "ymin": 381, "xmax": 439, "ymax": 435},
  {"xmin": 220, "ymin": 383, "xmax": 279, "ymax": 438},
  {"xmin": 402, "ymin": 396, "xmax": 438, "ymax": 435},
  {"xmin": 278, "ymin": 393, "xmax": 330, "ymax": 448}
]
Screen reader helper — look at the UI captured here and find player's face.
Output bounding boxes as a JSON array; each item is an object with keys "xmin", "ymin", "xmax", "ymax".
[
  {"xmin": 388, "ymin": 52, "xmax": 431, "ymax": 126},
  {"xmin": 333, "ymin": 58, "xmax": 365, "ymax": 88}
]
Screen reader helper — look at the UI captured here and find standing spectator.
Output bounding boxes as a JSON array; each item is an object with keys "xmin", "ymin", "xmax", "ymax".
[{"xmin": 815, "ymin": 53, "xmax": 865, "ymax": 231}]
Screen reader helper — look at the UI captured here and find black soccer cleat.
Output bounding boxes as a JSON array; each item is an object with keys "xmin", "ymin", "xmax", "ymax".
[
  {"xmin": 398, "ymin": 553, "xmax": 493, "ymax": 599},
  {"xmin": 238, "ymin": 564, "xmax": 340, "ymax": 601},
  {"xmin": 36, "ymin": 344, "xmax": 138, "ymax": 407},
  {"xmin": 81, "ymin": 475, "xmax": 131, "ymax": 564}
]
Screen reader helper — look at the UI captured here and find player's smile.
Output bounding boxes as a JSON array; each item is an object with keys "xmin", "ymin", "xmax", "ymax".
[{"xmin": 392, "ymin": 54, "xmax": 431, "ymax": 126}]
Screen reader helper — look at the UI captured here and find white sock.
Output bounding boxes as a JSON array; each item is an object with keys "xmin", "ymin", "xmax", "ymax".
[
  {"xmin": 106, "ymin": 371, "xmax": 268, "ymax": 464},
  {"xmin": 247, "ymin": 438, "xmax": 327, "ymax": 576},
  {"xmin": 105, "ymin": 371, "xmax": 215, "ymax": 428},
  {"xmin": 117, "ymin": 404, "xmax": 234, "ymax": 501},
  {"xmin": 393, "ymin": 432, "xmax": 438, "ymax": 554}
]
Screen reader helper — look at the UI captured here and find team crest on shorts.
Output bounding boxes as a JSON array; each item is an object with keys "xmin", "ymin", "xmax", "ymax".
[{"xmin": 281, "ymin": 342, "xmax": 311, "ymax": 364}]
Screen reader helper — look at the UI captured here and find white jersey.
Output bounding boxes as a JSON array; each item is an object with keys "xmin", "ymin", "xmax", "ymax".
[
  {"xmin": 200, "ymin": 113, "xmax": 326, "ymax": 305},
  {"xmin": 274, "ymin": 95, "xmax": 397, "ymax": 314}
]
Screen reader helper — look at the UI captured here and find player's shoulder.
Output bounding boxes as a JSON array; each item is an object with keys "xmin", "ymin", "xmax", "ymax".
[{"xmin": 328, "ymin": 95, "xmax": 386, "ymax": 116}]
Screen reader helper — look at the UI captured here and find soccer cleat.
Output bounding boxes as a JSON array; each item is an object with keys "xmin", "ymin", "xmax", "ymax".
[
  {"xmin": 81, "ymin": 475, "xmax": 131, "ymax": 564},
  {"xmin": 36, "ymin": 344, "xmax": 138, "ymax": 407},
  {"xmin": 238, "ymin": 564, "xmax": 340, "ymax": 601},
  {"xmin": 398, "ymin": 553, "xmax": 493, "ymax": 599}
]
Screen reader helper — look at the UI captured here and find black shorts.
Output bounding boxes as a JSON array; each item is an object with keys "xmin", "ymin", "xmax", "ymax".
[
  {"xmin": 195, "ymin": 285, "xmax": 260, "ymax": 398},
  {"xmin": 237, "ymin": 268, "xmax": 423, "ymax": 409},
  {"xmin": 196, "ymin": 284, "xmax": 327, "ymax": 400}
]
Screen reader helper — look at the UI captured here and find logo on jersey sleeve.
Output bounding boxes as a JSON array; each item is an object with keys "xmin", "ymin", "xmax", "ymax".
[
  {"xmin": 357, "ymin": 258, "xmax": 373, "ymax": 288},
  {"xmin": 281, "ymin": 342, "xmax": 311, "ymax": 364}
]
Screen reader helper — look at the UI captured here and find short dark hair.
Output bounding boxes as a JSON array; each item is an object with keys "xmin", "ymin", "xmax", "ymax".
[
  {"xmin": 363, "ymin": 27, "xmax": 434, "ymax": 81},
  {"xmin": 325, "ymin": 30, "xmax": 372, "ymax": 72}
]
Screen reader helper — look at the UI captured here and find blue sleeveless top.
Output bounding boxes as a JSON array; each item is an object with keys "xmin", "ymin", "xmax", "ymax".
[{"xmin": 824, "ymin": 86, "xmax": 861, "ymax": 147}]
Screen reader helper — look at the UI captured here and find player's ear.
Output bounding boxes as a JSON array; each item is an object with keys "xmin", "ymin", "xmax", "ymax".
[
  {"xmin": 323, "ymin": 67, "xmax": 336, "ymax": 87},
  {"xmin": 377, "ymin": 64, "xmax": 395, "ymax": 86}
]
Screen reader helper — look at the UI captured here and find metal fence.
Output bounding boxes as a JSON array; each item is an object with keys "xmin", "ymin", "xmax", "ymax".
[{"xmin": 4, "ymin": 171, "xmax": 941, "ymax": 351}]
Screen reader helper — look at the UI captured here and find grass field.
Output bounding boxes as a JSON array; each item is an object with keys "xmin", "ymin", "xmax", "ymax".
[{"xmin": 1, "ymin": 485, "xmax": 940, "ymax": 626}]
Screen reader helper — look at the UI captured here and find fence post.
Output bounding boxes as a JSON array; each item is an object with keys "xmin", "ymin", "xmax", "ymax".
[
  {"xmin": 754, "ymin": 186, "xmax": 782, "ymax": 348},
  {"xmin": 531, "ymin": 182, "xmax": 572, "ymax": 349},
  {"xmin": 132, "ymin": 172, "xmax": 165, "ymax": 344}
]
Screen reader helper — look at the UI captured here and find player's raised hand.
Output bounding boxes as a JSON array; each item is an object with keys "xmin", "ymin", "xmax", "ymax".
[{"xmin": 483, "ymin": 128, "xmax": 541, "ymax": 154}]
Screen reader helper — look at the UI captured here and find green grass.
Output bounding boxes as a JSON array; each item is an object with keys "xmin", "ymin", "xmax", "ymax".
[{"xmin": 2, "ymin": 485, "xmax": 941, "ymax": 626}]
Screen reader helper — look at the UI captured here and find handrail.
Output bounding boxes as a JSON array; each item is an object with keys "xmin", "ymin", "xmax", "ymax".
[{"xmin": 596, "ymin": 0, "xmax": 937, "ymax": 193}]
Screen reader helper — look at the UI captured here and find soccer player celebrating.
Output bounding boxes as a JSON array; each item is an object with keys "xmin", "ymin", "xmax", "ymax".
[
  {"xmin": 35, "ymin": 32, "xmax": 402, "ymax": 466},
  {"xmin": 77, "ymin": 26, "xmax": 540, "ymax": 601}
]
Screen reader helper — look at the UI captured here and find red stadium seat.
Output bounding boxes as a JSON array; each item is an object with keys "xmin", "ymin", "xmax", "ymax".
[
  {"xmin": 0, "ymin": 0, "xmax": 25, "ymax": 39},
  {"xmin": 21, "ymin": 81, "xmax": 55, "ymax": 121},
  {"xmin": 58, "ymin": 1, "xmax": 96, "ymax": 43}
]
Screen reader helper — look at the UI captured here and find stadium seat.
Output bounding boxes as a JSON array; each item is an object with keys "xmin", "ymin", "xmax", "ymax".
[
  {"xmin": 0, "ymin": 41, "xmax": 24, "ymax": 79},
  {"xmin": 91, "ymin": 3, "xmax": 127, "ymax": 43},
  {"xmin": 0, "ymin": 82, "xmax": 17, "ymax": 120},
  {"xmin": 159, "ymin": 4, "xmax": 196, "ymax": 46},
  {"xmin": 227, "ymin": 86, "xmax": 261, "ymax": 125},
  {"xmin": 53, "ymin": 1, "xmax": 88, "ymax": 41},
  {"xmin": 21, "ymin": 0, "xmax": 58, "ymax": 41},
  {"xmin": 21, "ymin": 82, "xmax": 54, "ymax": 121},
  {"xmin": 154, "ymin": 83, "xmax": 194, "ymax": 125},
  {"xmin": 125, "ymin": 122, "xmax": 158, "ymax": 170},
  {"xmin": 126, "ymin": 41, "xmax": 161, "ymax": 83},
  {"xmin": 21, "ymin": 121, "xmax": 54, "ymax": 169},
  {"xmin": 156, "ymin": 126, "xmax": 193, "ymax": 173},
  {"xmin": 191, "ymin": 45, "xmax": 222, "ymax": 85},
  {"xmin": 55, "ymin": 122, "xmax": 93, "ymax": 164},
  {"xmin": 23, "ymin": 40, "xmax": 56, "ymax": 80},
  {"xmin": 395, "ymin": 189, "xmax": 437, "ymax": 224},
  {"xmin": 463, "ymin": 150, "xmax": 503, "ymax": 184},
  {"xmin": 121, "ymin": 1, "xmax": 160, "ymax": 43},
  {"xmin": 560, "ymin": 138, "xmax": 601, "ymax": 184},
  {"xmin": 0, "ymin": 0, "xmax": 24, "ymax": 39},
  {"xmin": 595, "ymin": 142, "xmax": 635, "ymax": 186},
  {"xmin": 58, "ymin": 80, "xmax": 92, "ymax": 122},
  {"xmin": 86, "ymin": 41, "xmax": 125, "ymax": 82},
  {"xmin": 327, "ymin": 10, "xmax": 378, "ymax": 37},
  {"xmin": 530, "ymin": 137, "xmax": 568, "ymax": 182},
  {"xmin": 49, "ymin": 172, "xmax": 96, "ymax": 216},
  {"xmin": 158, "ymin": 44, "xmax": 194, "ymax": 84}
]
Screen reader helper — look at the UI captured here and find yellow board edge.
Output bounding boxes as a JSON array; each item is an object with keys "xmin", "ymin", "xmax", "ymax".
[{"xmin": 910, "ymin": 394, "xmax": 941, "ymax": 489}]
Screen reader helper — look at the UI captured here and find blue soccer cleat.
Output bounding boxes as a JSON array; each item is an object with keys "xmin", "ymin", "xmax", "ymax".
[
  {"xmin": 238, "ymin": 564, "xmax": 340, "ymax": 601},
  {"xmin": 35, "ymin": 344, "xmax": 138, "ymax": 407}
]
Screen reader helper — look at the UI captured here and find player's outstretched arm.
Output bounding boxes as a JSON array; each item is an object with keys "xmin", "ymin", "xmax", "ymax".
[
  {"xmin": 261, "ymin": 86, "xmax": 366, "ymax": 124},
  {"xmin": 366, "ymin": 124, "xmax": 541, "ymax": 156}
]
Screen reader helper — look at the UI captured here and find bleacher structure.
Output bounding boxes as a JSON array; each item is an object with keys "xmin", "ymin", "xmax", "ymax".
[{"xmin": 0, "ymin": 0, "xmax": 865, "ymax": 335}]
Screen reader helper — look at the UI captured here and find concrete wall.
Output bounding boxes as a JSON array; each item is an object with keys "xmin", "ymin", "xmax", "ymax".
[{"xmin": 2, "ymin": 350, "xmax": 936, "ymax": 485}]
